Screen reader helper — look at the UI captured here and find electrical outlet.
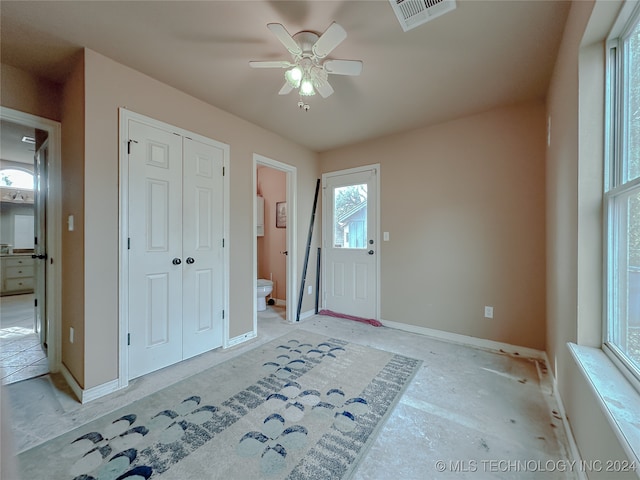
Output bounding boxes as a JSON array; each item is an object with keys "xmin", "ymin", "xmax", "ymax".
[
  {"xmin": 484, "ymin": 306, "xmax": 494, "ymax": 319},
  {"xmin": 308, "ymin": 285, "xmax": 313, "ymax": 295},
  {"xmin": 70, "ymin": 327, "xmax": 74, "ymax": 343}
]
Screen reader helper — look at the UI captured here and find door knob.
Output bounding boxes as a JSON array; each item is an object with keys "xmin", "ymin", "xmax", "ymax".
[
  {"xmin": 172, "ymin": 258, "xmax": 182, "ymax": 265},
  {"xmin": 186, "ymin": 257, "xmax": 195, "ymax": 264},
  {"xmin": 281, "ymin": 251, "xmax": 288, "ymax": 255},
  {"xmin": 31, "ymin": 254, "xmax": 47, "ymax": 260},
  {"xmin": 368, "ymin": 250, "xmax": 374, "ymax": 255}
]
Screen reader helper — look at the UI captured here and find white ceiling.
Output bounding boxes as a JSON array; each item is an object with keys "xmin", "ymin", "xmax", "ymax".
[
  {"xmin": 0, "ymin": 1, "xmax": 570, "ymax": 152},
  {"xmin": 0, "ymin": 120, "xmax": 37, "ymax": 164}
]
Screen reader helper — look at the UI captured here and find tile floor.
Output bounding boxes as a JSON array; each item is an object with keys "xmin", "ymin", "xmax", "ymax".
[
  {"xmin": 0, "ymin": 294, "xmax": 48, "ymax": 385},
  {"xmin": 2, "ymin": 307, "xmax": 577, "ymax": 479}
]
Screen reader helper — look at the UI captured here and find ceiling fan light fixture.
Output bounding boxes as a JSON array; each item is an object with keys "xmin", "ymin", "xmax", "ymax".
[
  {"xmin": 251, "ymin": 22, "xmax": 363, "ymax": 107},
  {"xmin": 285, "ymin": 67, "xmax": 302, "ymax": 88},
  {"xmin": 300, "ymin": 78, "xmax": 315, "ymax": 96}
]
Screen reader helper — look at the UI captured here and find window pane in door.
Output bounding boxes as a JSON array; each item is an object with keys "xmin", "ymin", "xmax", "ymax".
[{"xmin": 333, "ymin": 184, "xmax": 367, "ymax": 249}]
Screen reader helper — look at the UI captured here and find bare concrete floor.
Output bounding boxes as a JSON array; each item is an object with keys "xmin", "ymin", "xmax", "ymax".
[{"xmin": 2, "ymin": 310, "xmax": 576, "ymax": 479}]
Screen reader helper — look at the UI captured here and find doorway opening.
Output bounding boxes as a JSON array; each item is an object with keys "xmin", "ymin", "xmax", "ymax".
[
  {"xmin": 253, "ymin": 154, "xmax": 297, "ymax": 328},
  {"xmin": 0, "ymin": 108, "xmax": 61, "ymax": 385}
]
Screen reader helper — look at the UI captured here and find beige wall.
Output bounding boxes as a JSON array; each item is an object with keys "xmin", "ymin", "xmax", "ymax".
[
  {"xmin": 80, "ymin": 49, "xmax": 319, "ymax": 388},
  {"xmin": 60, "ymin": 54, "xmax": 86, "ymax": 386},
  {"xmin": 0, "ymin": 63, "xmax": 62, "ymax": 121},
  {"xmin": 257, "ymin": 166, "xmax": 287, "ymax": 301},
  {"xmin": 546, "ymin": 0, "xmax": 585, "ymax": 388},
  {"xmin": 320, "ymin": 101, "xmax": 547, "ymax": 350},
  {"xmin": 546, "ymin": 0, "xmax": 633, "ymax": 473}
]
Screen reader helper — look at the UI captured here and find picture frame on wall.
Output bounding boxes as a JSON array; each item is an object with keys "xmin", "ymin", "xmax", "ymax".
[{"xmin": 276, "ymin": 201, "xmax": 287, "ymax": 228}]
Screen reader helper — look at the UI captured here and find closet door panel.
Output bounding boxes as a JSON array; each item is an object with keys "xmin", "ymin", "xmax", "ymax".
[
  {"xmin": 127, "ymin": 120, "xmax": 183, "ymax": 379},
  {"xmin": 182, "ymin": 138, "xmax": 225, "ymax": 358}
]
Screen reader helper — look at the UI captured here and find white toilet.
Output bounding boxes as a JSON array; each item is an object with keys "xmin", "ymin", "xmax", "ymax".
[{"xmin": 256, "ymin": 279, "xmax": 273, "ymax": 311}]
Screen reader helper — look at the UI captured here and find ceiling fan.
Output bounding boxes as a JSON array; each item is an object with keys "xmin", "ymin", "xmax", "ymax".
[{"xmin": 249, "ymin": 22, "xmax": 363, "ymax": 110}]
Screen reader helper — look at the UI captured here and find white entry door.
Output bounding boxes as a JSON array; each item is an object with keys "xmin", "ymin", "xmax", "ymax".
[
  {"xmin": 323, "ymin": 167, "xmax": 379, "ymax": 319},
  {"xmin": 127, "ymin": 120, "xmax": 224, "ymax": 379}
]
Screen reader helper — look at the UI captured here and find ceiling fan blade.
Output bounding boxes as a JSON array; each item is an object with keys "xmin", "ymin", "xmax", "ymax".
[
  {"xmin": 315, "ymin": 79, "xmax": 334, "ymax": 99},
  {"xmin": 278, "ymin": 82, "xmax": 294, "ymax": 95},
  {"xmin": 267, "ymin": 23, "xmax": 302, "ymax": 55},
  {"xmin": 312, "ymin": 22, "xmax": 347, "ymax": 58},
  {"xmin": 324, "ymin": 59, "xmax": 363, "ymax": 76},
  {"xmin": 249, "ymin": 60, "xmax": 292, "ymax": 69}
]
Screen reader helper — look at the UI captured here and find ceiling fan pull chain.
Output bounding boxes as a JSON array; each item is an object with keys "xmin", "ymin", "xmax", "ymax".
[{"xmin": 297, "ymin": 100, "xmax": 310, "ymax": 112}]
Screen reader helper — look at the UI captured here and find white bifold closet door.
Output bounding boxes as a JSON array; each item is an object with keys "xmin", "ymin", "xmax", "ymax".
[{"xmin": 127, "ymin": 119, "xmax": 224, "ymax": 379}]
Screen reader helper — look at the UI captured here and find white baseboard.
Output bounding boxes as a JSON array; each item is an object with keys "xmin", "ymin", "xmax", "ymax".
[
  {"xmin": 83, "ymin": 379, "xmax": 122, "ymax": 404},
  {"xmin": 226, "ymin": 330, "xmax": 257, "ymax": 348},
  {"xmin": 60, "ymin": 364, "xmax": 122, "ymax": 404},
  {"xmin": 380, "ymin": 318, "xmax": 547, "ymax": 360}
]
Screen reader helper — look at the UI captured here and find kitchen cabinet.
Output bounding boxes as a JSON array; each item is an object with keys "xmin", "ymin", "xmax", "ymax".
[{"xmin": 1, "ymin": 255, "xmax": 34, "ymax": 295}]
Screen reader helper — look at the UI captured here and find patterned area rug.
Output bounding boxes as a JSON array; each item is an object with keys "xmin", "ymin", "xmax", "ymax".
[{"xmin": 18, "ymin": 330, "xmax": 421, "ymax": 479}]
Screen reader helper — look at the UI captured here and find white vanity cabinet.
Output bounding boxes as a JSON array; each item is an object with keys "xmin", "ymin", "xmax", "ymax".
[{"xmin": 1, "ymin": 255, "xmax": 35, "ymax": 295}]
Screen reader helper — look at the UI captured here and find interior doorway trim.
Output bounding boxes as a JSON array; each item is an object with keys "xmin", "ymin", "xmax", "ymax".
[
  {"xmin": 118, "ymin": 108, "xmax": 230, "ymax": 388},
  {"xmin": 253, "ymin": 154, "xmax": 297, "ymax": 326},
  {"xmin": 0, "ymin": 106, "xmax": 62, "ymax": 374}
]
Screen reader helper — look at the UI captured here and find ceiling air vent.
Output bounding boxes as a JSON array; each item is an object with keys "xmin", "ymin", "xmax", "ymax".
[{"xmin": 389, "ymin": 0, "xmax": 456, "ymax": 32}]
